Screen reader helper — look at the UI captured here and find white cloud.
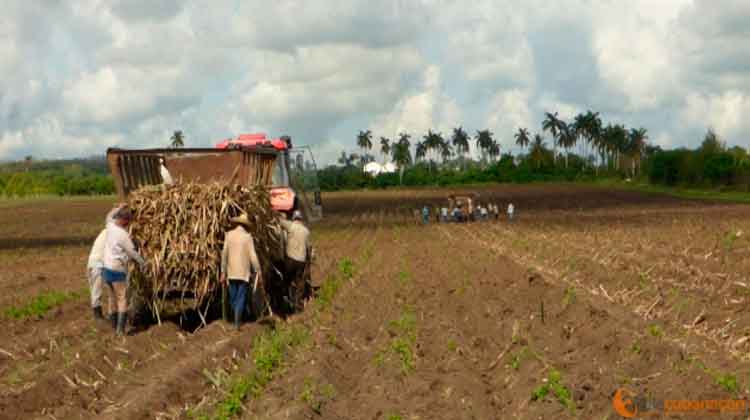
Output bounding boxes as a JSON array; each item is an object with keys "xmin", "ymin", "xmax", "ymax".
[
  {"xmin": 682, "ymin": 91, "xmax": 750, "ymax": 138},
  {"xmin": 485, "ymin": 89, "xmax": 533, "ymax": 151},
  {"xmin": 369, "ymin": 65, "xmax": 462, "ymax": 140},
  {"xmin": 2, "ymin": 0, "xmax": 750, "ymax": 164}
]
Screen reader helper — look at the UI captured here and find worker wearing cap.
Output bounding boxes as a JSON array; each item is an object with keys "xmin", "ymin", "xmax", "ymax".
[
  {"xmin": 221, "ymin": 213, "xmax": 262, "ymax": 329},
  {"xmin": 279, "ymin": 210, "xmax": 311, "ymax": 312},
  {"xmin": 85, "ymin": 204, "xmax": 124, "ymax": 321},
  {"xmin": 102, "ymin": 206, "xmax": 145, "ymax": 335}
]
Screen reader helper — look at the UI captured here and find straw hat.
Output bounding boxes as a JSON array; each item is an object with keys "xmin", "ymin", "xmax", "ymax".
[{"xmin": 230, "ymin": 213, "xmax": 251, "ymax": 227}]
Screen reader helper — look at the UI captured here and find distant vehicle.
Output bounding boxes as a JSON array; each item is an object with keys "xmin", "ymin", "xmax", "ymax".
[{"xmin": 106, "ymin": 133, "xmax": 322, "ymax": 221}]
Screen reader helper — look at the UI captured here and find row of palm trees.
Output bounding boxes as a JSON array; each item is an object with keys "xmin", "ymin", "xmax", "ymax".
[
  {"xmin": 531, "ymin": 111, "xmax": 649, "ymax": 176},
  {"xmin": 353, "ymin": 109, "xmax": 649, "ymax": 177},
  {"xmin": 356, "ymin": 127, "xmax": 502, "ymax": 168}
]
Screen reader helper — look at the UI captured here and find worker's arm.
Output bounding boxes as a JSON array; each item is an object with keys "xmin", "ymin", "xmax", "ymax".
[
  {"xmin": 121, "ymin": 234, "xmax": 145, "ymax": 267},
  {"xmin": 279, "ymin": 219, "xmax": 293, "ymax": 230},
  {"xmin": 105, "ymin": 204, "xmax": 125, "ymax": 226},
  {"xmin": 247, "ymin": 237, "xmax": 261, "ymax": 276}
]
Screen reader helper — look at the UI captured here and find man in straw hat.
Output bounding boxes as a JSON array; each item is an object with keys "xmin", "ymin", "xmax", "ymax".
[
  {"xmin": 279, "ymin": 210, "xmax": 311, "ymax": 312},
  {"xmin": 102, "ymin": 205, "xmax": 145, "ymax": 335},
  {"xmin": 221, "ymin": 213, "xmax": 262, "ymax": 329}
]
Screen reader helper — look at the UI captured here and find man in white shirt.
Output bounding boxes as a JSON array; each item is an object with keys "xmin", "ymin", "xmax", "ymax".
[
  {"xmin": 159, "ymin": 158, "xmax": 174, "ymax": 185},
  {"xmin": 221, "ymin": 213, "xmax": 262, "ymax": 329},
  {"xmin": 102, "ymin": 207, "xmax": 145, "ymax": 335},
  {"xmin": 279, "ymin": 210, "xmax": 311, "ymax": 312},
  {"xmin": 86, "ymin": 204, "xmax": 123, "ymax": 321},
  {"xmin": 507, "ymin": 203, "xmax": 515, "ymax": 221}
]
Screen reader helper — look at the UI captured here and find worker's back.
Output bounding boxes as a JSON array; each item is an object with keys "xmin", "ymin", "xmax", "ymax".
[{"xmin": 281, "ymin": 220, "xmax": 310, "ymax": 262}]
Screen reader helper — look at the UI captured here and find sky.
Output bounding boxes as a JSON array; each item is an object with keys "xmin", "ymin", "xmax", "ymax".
[{"xmin": 1, "ymin": 0, "xmax": 750, "ymax": 165}]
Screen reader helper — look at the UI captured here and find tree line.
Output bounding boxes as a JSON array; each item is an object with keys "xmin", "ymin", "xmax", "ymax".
[
  {"xmin": 318, "ymin": 110, "xmax": 750, "ymax": 191},
  {"xmin": 0, "ymin": 160, "xmax": 114, "ymax": 197}
]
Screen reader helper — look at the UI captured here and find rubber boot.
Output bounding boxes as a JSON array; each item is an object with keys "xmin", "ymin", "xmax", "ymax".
[
  {"xmin": 115, "ymin": 312, "xmax": 128, "ymax": 336},
  {"xmin": 93, "ymin": 306, "xmax": 104, "ymax": 320},
  {"xmin": 233, "ymin": 309, "xmax": 242, "ymax": 330}
]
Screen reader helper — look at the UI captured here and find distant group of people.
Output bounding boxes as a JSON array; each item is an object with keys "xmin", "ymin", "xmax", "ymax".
[
  {"xmin": 421, "ymin": 202, "xmax": 515, "ymax": 224},
  {"xmin": 86, "ymin": 202, "xmax": 311, "ymax": 336}
]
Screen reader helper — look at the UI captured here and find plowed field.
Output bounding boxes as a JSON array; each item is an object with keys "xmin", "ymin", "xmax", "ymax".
[{"xmin": 2, "ymin": 184, "xmax": 750, "ymax": 420}]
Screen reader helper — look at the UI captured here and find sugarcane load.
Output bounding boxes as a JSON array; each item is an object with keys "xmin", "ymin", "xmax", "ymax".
[{"xmin": 102, "ymin": 133, "xmax": 322, "ymax": 331}]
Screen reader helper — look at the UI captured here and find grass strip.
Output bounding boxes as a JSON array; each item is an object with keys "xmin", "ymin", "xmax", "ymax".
[
  {"xmin": 3, "ymin": 290, "xmax": 84, "ymax": 320},
  {"xmin": 200, "ymin": 258, "xmax": 357, "ymax": 419}
]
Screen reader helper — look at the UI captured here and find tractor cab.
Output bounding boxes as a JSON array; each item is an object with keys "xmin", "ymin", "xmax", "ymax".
[{"xmin": 216, "ymin": 133, "xmax": 322, "ymax": 221}]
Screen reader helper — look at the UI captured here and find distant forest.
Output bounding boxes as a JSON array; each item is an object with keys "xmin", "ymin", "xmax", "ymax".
[
  {"xmin": 0, "ymin": 156, "xmax": 113, "ymax": 197},
  {"xmin": 318, "ymin": 110, "xmax": 750, "ymax": 191}
]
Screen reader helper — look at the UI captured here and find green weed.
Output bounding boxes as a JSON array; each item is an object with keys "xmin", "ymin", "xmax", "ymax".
[
  {"xmin": 648, "ymin": 324, "xmax": 663, "ymax": 338},
  {"xmin": 447, "ymin": 338, "xmax": 457, "ymax": 353},
  {"xmin": 300, "ymin": 378, "xmax": 336, "ymax": 414},
  {"xmin": 3, "ymin": 290, "xmax": 83, "ymax": 319},
  {"xmin": 211, "ymin": 325, "xmax": 308, "ymax": 419},
  {"xmin": 562, "ymin": 287, "xmax": 576, "ymax": 307},
  {"xmin": 510, "ymin": 347, "xmax": 529, "ymax": 370},
  {"xmin": 715, "ymin": 373, "xmax": 739, "ymax": 394},
  {"xmin": 531, "ymin": 369, "xmax": 576, "ymax": 413},
  {"xmin": 377, "ymin": 309, "xmax": 417, "ymax": 374},
  {"xmin": 722, "ymin": 231, "xmax": 742, "ymax": 250}
]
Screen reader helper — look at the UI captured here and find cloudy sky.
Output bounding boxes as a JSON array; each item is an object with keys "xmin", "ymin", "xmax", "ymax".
[{"xmin": 1, "ymin": 0, "xmax": 749, "ymax": 165}]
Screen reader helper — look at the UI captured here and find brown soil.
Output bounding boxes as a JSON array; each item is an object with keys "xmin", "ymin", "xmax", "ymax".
[{"xmin": 1, "ymin": 185, "xmax": 750, "ymax": 420}]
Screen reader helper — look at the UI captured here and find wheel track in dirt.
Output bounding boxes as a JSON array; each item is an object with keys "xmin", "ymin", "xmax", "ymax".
[{"xmin": 0, "ymin": 214, "xmax": 374, "ymax": 420}]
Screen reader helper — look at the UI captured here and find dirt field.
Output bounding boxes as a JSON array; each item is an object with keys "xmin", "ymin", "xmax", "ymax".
[{"xmin": 2, "ymin": 184, "xmax": 750, "ymax": 419}]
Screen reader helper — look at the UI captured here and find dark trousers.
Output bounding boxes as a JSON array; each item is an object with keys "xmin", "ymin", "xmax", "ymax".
[
  {"xmin": 286, "ymin": 259, "xmax": 307, "ymax": 310},
  {"xmin": 228, "ymin": 279, "xmax": 248, "ymax": 317}
]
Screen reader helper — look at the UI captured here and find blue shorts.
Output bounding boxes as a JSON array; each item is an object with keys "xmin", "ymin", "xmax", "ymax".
[{"xmin": 102, "ymin": 268, "xmax": 127, "ymax": 283}]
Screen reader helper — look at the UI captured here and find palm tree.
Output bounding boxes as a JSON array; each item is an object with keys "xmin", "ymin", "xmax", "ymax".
[
  {"xmin": 514, "ymin": 128, "xmax": 530, "ymax": 153},
  {"xmin": 379, "ymin": 137, "xmax": 391, "ymax": 163},
  {"xmin": 627, "ymin": 127, "xmax": 648, "ymax": 178},
  {"xmin": 422, "ymin": 130, "xmax": 445, "ymax": 165},
  {"xmin": 542, "ymin": 112, "xmax": 566, "ymax": 163},
  {"xmin": 440, "ymin": 142, "xmax": 453, "ymax": 164},
  {"xmin": 529, "ymin": 134, "xmax": 548, "ymax": 169},
  {"xmin": 451, "ymin": 127, "xmax": 470, "ymax": 169},
  {"xmin": 487, "ymin": 141, "xmax": 501, "ymax": 162},
  {"xmin": 474, "ymin": 129, "xmax": 494, "ymax": 165},
  {"xmin": 558, "ymin": 124, "xmax": 576, "ymax": 168},
  {"xmin": 356, "ymin": 130, "xmax": 373, "ymax": 160},
  {"xmin": 415, "ymin": 141, "xmax": 427, "ymax": 162},
  {"xmin": 170, "ymin": 130, "xmax": 184, "ymax": 148},
  {"xmin": 392, "ymin": 133, "xmax": 412, "ymax": 184},
  {"xmin": 337, "ymin": 151, "xmax": 356, "ymax": 167}
]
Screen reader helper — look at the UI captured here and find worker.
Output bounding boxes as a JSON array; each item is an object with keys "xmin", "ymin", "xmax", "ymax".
[
  {"xmin": 85, "ymin": 204, "xmax": 125, "ymax": 321},
  {"xmin": 440, "ymin": 206, "xmax": 448, "ymax": 223},
  {"xmin": 221, "ymin": 213, "xmax": 262, "ymax": 329},
  {"xmin": 492, "ymin": 203, "xmax": 500, "ymax": 220},
  {"xmin": 422, "ymin": 206, "xmax": 429, "ymax": 225},
  {"xmin": 507, "ymin": 202, "xmax": 515, "ymax": 221},
  {"xmin": 159, "ymin": 158, "xmax": 174, "ymax": 185},
  {"xmin": 452, "ymin": 206, "xmax": 463, "ymax": 223},
  {"xmin": 102, "ymin": 206, "xmax": 145, "ymax": 335},
  {"xmin": 279, "ymin": 210, "xmax": 311, "ymax": 312},
  {"xmin": 480, "ymin": 205, "xmax": 489, "ymax": 221}
]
